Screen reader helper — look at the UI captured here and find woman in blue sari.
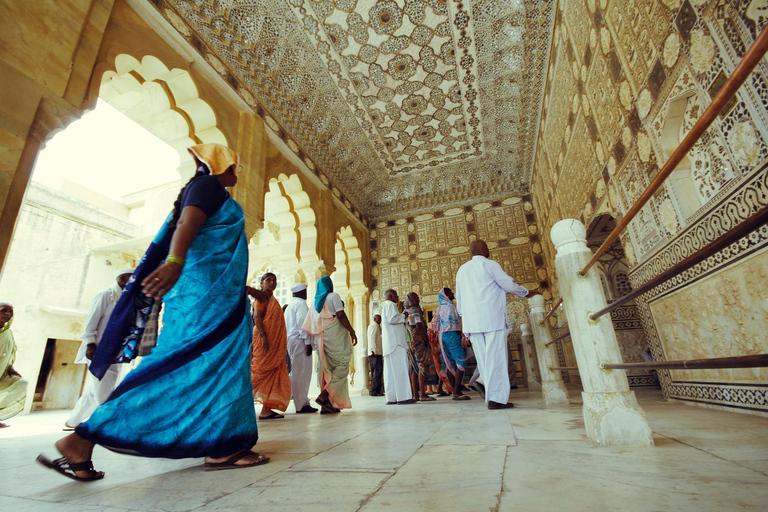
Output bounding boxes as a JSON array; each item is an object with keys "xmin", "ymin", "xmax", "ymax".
[
  {"xmin": 434, "ymin": 287, "xmax": 470, "ymax": 400},
  {"xmin": 37, "ymin": 143, "xmax": 269, "ymax": 481}
]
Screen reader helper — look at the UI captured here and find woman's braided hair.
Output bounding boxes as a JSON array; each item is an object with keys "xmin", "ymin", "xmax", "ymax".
[{"xmin": 169, "ymin": 163, "xmax": 208, "ymax": 231}]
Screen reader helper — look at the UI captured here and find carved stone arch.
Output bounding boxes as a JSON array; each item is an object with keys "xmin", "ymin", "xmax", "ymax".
[
  {"xmin": 331, "ymin": 226, "xmax": 364, "ymax": 294},
  {"xmin": 264, "ymin": 173, "xmax": 319, "ymax": 268},
  {"xmin": 99, "ymin": 54, "xmax": 229, "ymax": 179},
  {"xmin": 660, "ymin": 91, "xmax": 704, "ymax": 222}
]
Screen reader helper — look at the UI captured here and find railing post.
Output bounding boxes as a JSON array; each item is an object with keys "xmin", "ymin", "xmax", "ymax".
[
  {"xmin": 519, "ymin": 323, "xmax": 542, "ymax": 392},
  {"xmin": 551, "ymin": 219, "xmax": 653, "ymax": 446},
  {"xmin": 527, "ymin": 296, "xmax": 569, "ymax": 405}
]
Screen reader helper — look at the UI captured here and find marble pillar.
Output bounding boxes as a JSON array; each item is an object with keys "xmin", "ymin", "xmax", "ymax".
[
  {"xmin": 528, "ymin": 295, "xmax": 570, "ymax": 406},
  {"xmin": 350, "ymin": 291, "xmax": 369, "ymax": 394},
  {"xmin": 551, "ymin": 219, "xmax": 654, "ymax": 447},
  {"xmin": 519, "ymin": 323, "xmax": 542, "ymax": 392}
]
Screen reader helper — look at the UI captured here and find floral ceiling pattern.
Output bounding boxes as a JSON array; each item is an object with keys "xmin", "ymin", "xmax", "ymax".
[{"xmin": 156, "ymin": 0, "xmax": 555, "ymax": 220}]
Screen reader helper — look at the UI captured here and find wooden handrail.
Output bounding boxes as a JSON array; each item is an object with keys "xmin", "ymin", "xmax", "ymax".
[
  {"xmin": 540, "ymin": 297, "xmax": 563, "ymax": 324},
  {"xmin": 545, "ymin": 330, "xmax": 571, "ymax": 347},
  {"xmin": 601, "ymin": 354, "xmax": 768, "ymax": 371},
  {"xmin": 589, "ymin": 203, "xmax": 768, "ymax": 320},
  {"xmin": 579, "ymin": 23, "xmax": 768, "ymax": 276}
]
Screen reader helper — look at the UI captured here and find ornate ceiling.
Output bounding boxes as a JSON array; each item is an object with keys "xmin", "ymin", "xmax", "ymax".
[{"xmin": 156, "ymin": 0, "xmax": 555, "ymax": 221}]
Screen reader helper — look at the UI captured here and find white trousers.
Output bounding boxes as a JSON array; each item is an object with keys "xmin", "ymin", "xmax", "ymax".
[
  {"xmin": 468, "ymin": 329, "xmax": 509, "ymax": 404},
  {"xmin": 289, "ymin": 341, "xmax": 313, "ymax": 410},
  {"xmin": 67, "ymin": 364, "xmax": 124, "ymax": 426},
  {"xmin": 384, "ymin": 345, "xmax": 412, "ymax": 403}
]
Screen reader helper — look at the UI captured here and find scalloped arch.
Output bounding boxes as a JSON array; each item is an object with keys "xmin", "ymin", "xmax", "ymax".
[{"xmin": 100, "ymin": 54, "xmax": 228, "ymax": 178}]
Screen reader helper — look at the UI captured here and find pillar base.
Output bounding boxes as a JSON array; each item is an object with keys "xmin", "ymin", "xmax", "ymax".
[
  {"xmin": 542, "ymin": 380, "xmax": 569, "ymax": 406},
  {"xmin": 527, "ymin": 381, "xmax": 542, "ymax": 392},
  {"xmin": 581, "ymin": 391, "xmax": 654, "ymax": 447}
]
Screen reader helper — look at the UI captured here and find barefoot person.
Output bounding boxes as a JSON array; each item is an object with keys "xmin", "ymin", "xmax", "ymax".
[
  {"xmin": 302, "ymin": 276, "xmax": 357, "ymax": 414},
  {"xmin": 251, "ymin": 272, "xmax": 291, "ymax": 420},
  {"xmin": 0, "ymin": 303, "xmax": 28, "ymax": 428},
  {"xmin": 434, "ymin": 288, "xmax": 470, "ymax": 401},
  {"xmin": 37, "ymin": 143, "xmax": 268, "ymax": 481},
  {"xmin": 381, "ymin": 290, "xmax": 414, "ymax": 405},
  {"xmin": 403, "ymin": 292, "xmax": 437, "ymax": 402}
]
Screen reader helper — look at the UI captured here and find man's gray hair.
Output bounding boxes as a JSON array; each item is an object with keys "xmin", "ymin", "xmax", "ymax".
[{"xmin": 384, "ymin": 289, "xmax": 397, "ymax": 299}]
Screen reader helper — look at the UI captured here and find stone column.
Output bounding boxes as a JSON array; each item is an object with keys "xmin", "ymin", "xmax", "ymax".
[
  {"xmin": 528, "ymin": 295, "xmax": 570, "ymax": 406},
  {"xmin": 350, "ymin": 290, "xmax": 369, "ymax": 395},
  {"xmin": 519, "ymin": 323, "xmax": 541, "ymax": 392},
  {"xmin": 551, "ymin": 219, "xmax": 653, "ymax": 447}
]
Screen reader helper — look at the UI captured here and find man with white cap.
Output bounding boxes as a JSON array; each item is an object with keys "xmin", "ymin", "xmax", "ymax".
[
  {"xmin": 64, "ymin": 268, "xmax": 135, "ymax": 429},
  {"xmin": 284, "ymin": 282, "xmax": 317, "ymax": 414}
]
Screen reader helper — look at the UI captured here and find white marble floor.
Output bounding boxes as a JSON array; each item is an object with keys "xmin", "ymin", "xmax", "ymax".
[{"xmin": 2, "ymin": 388, "xmax": 767, "ymax": 512}]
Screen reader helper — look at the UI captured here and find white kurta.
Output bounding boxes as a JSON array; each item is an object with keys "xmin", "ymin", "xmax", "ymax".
[
  {"xmin": 455, "ymin": 255, "xmax": 529, "ymax": 404},
  {"xmin": 284, "ymin": 296, "xmax": 313, "ymax": 410},
  {"xmin": 380, "ymin": 300, "xmax": 411, "ymax": 402},
  {"xmin": 68, "ymin": 282, "xmax": 127, "ymax": 426},
  {"xmin": 367, "ymin": 323, "xmax": 382, "ymax": 355}
]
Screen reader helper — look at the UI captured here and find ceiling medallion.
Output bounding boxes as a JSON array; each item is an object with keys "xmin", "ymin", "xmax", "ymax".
[{"xmin": 155, "ymin": 0, "xmax": 554, "ymax": 221}]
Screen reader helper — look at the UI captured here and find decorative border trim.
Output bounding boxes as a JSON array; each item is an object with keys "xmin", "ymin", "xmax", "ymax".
[{"xmin": 630, "ymin": 161, "xmax": 768, "ymax": 413}]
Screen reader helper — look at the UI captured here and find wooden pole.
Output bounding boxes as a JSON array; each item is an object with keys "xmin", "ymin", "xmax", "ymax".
[
  {"xmin": 601, "ymin": 354, "xmax": 768, "ymax": 371},
  {"xmin": 579, "ymin": 24, "xmax": 768, "ymax": 276}
]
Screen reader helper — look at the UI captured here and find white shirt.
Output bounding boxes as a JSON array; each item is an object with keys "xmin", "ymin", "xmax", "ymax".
[
  {"xmin": 76, "ymin": 282, "xmax": 122, "ymax": 364},
  {"xmin": 323, "ymin": 292, "xmax": 344, "ymax": 315},
  {"xmin": 455, "ymin": 255, "xmax": 529, "ymax": 334},
  {"xmin": 380, "ymin": 299, "xmax": 408, "ymax": 356},
  {"xmin": 367, "ymin": 322, "xmax": 382, "ymax": 355},
  {"xmin": 284, "ymin": 296, "xmax": 311, "ymax": 346}
]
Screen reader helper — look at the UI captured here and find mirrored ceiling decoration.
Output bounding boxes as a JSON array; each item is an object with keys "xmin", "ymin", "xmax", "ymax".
[{"xmin": 155, "ymin": 0, "xmax": 555, "ymax": 221}]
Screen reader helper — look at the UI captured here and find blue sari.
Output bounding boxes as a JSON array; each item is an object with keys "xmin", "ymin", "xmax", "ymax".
[{"xmin": 76, "ymin": 197, "xmax": 258, "ymax": 459}]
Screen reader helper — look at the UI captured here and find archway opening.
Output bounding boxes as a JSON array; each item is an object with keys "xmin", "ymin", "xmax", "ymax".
[{"xmin": 0, "ymin": 54, "xmax": 228, "ymax": 414}]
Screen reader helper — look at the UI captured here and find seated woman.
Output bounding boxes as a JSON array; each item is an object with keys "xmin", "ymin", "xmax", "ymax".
[
  {"xmin": 0, "ymin": 302, "xmax": 28, "ymax": 428},
  {"xmin": 302, "ymin": 276, "xmax": 357, "ymax": 414}
]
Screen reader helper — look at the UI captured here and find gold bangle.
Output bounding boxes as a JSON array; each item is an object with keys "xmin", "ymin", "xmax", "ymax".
[{"xmin": 166, "ymin": 255, "xmax": 185, "ymax": 267}]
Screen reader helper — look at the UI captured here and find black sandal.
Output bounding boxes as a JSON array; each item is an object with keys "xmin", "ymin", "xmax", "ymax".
[
  {"xmin": 204, "ymin": 449, "xmax": 270, "ymax": 471},
  {"xmin": 36, "ymin": 454, "xmax": 105, "ymax": 482}
]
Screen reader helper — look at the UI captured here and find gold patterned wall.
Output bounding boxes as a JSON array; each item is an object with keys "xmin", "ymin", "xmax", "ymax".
[
  {"xmin": 369, "ymin": 196, "xmax": 549, "ymax": 328},
  {"xmin": 531, "ymin": 0, "xmax": 768, "ymax": 412}
]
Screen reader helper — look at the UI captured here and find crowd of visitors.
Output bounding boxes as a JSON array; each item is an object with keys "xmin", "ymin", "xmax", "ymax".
[{"xmin": 0, "ymin": 143, "xmax": 535, "ymax": 483}]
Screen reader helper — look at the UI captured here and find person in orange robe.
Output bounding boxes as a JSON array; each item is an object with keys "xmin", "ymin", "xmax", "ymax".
[{"xmin": 251, "ymin": 272, "xmax": 291, "ymax": 420}]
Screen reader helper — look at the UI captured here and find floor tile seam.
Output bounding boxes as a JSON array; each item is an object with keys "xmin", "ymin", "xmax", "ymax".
[
  {"xmin": 17, "ymin": 493, "xmax": 135, "ymax": 511},
  {"xmin": 490, "ymin": 446, "xmax": 511, "ymax": 512},
  {"xmin": 355, "ymin": 419, "xmax": 452, "ymax": 512},
  {"xmin": 280, "ymin": 468, "xmax": 394, "ymax": 474},
  {"xmin": 654, "ymin": 432, "xmax": 768, "ymax": 478},
  {"xmin": 186, "ymin": 484, "xmax": 267, "ymax": 512}
]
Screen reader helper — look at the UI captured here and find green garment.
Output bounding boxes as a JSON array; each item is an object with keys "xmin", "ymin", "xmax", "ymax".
[{"xmin": 0, "ymin": 319, "xmax": 28, "ymax": 421}]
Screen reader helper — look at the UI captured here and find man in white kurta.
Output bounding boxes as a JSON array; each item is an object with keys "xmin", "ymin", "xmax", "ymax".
[
  {"xmin": 455, "ymin": 241, "xmax": 534, "ymax": 409},
  {"xmin": 284, "ymin": 283, "xmax": 317, "ymax": 414},
  {"xmin": 65, "ymin": 268, "xmax": 135, "ymax": 428},
  {"xmin": 380, "ymin": 290, "xmax": 414, "ymax": 404}
]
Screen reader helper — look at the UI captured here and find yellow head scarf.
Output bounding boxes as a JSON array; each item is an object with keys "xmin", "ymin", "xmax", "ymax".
[{"xmin": 188, "ymin": 143, "xmax": 239, "ymax": 176}]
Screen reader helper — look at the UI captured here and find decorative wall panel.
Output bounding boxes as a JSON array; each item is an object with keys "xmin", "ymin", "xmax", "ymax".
[
  {"xmin": 531, "ymin": 0, "xmax": 768, "ymax": 413},
  {"xmin": 370, "ymin": 196, "xmax": 548, "ymax": 328}
]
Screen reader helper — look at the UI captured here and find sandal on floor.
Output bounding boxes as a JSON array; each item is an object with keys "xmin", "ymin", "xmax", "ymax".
[
  {"xmin": 418, "ymin": 396, "xmax": 436, "ymax": 401},
  {"xmin": 36, "ymin": 454, "xmax": 105, "ymax": 482},
  {"xmin": 259, "ymin": 412, "xmax": 284, "ymax": 420},
  {"xmin": 204, "ymin": 449, "xmax": 270, "ymax": 471},
  {"xmin": 452, "ymin": 395, "xmax": 471, "ymax": 401}
]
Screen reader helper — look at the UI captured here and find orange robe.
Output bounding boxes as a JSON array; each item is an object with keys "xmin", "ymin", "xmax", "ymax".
[{"xmin": 251, "ymin": 296, "xmax": 290, "ymax": 412}]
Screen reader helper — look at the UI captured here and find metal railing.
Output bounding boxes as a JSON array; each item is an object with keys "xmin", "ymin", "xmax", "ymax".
[
  {"xmin": 601, "ymin": 354, "xmax": 768, "ymax": 371},
  {"xmin": 589, "ymin": 203, "xmax": 768, "ymax": 320},
  {"xmin": 579, "ymin": 24, "xmax": 768, "ymax": 277}
]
